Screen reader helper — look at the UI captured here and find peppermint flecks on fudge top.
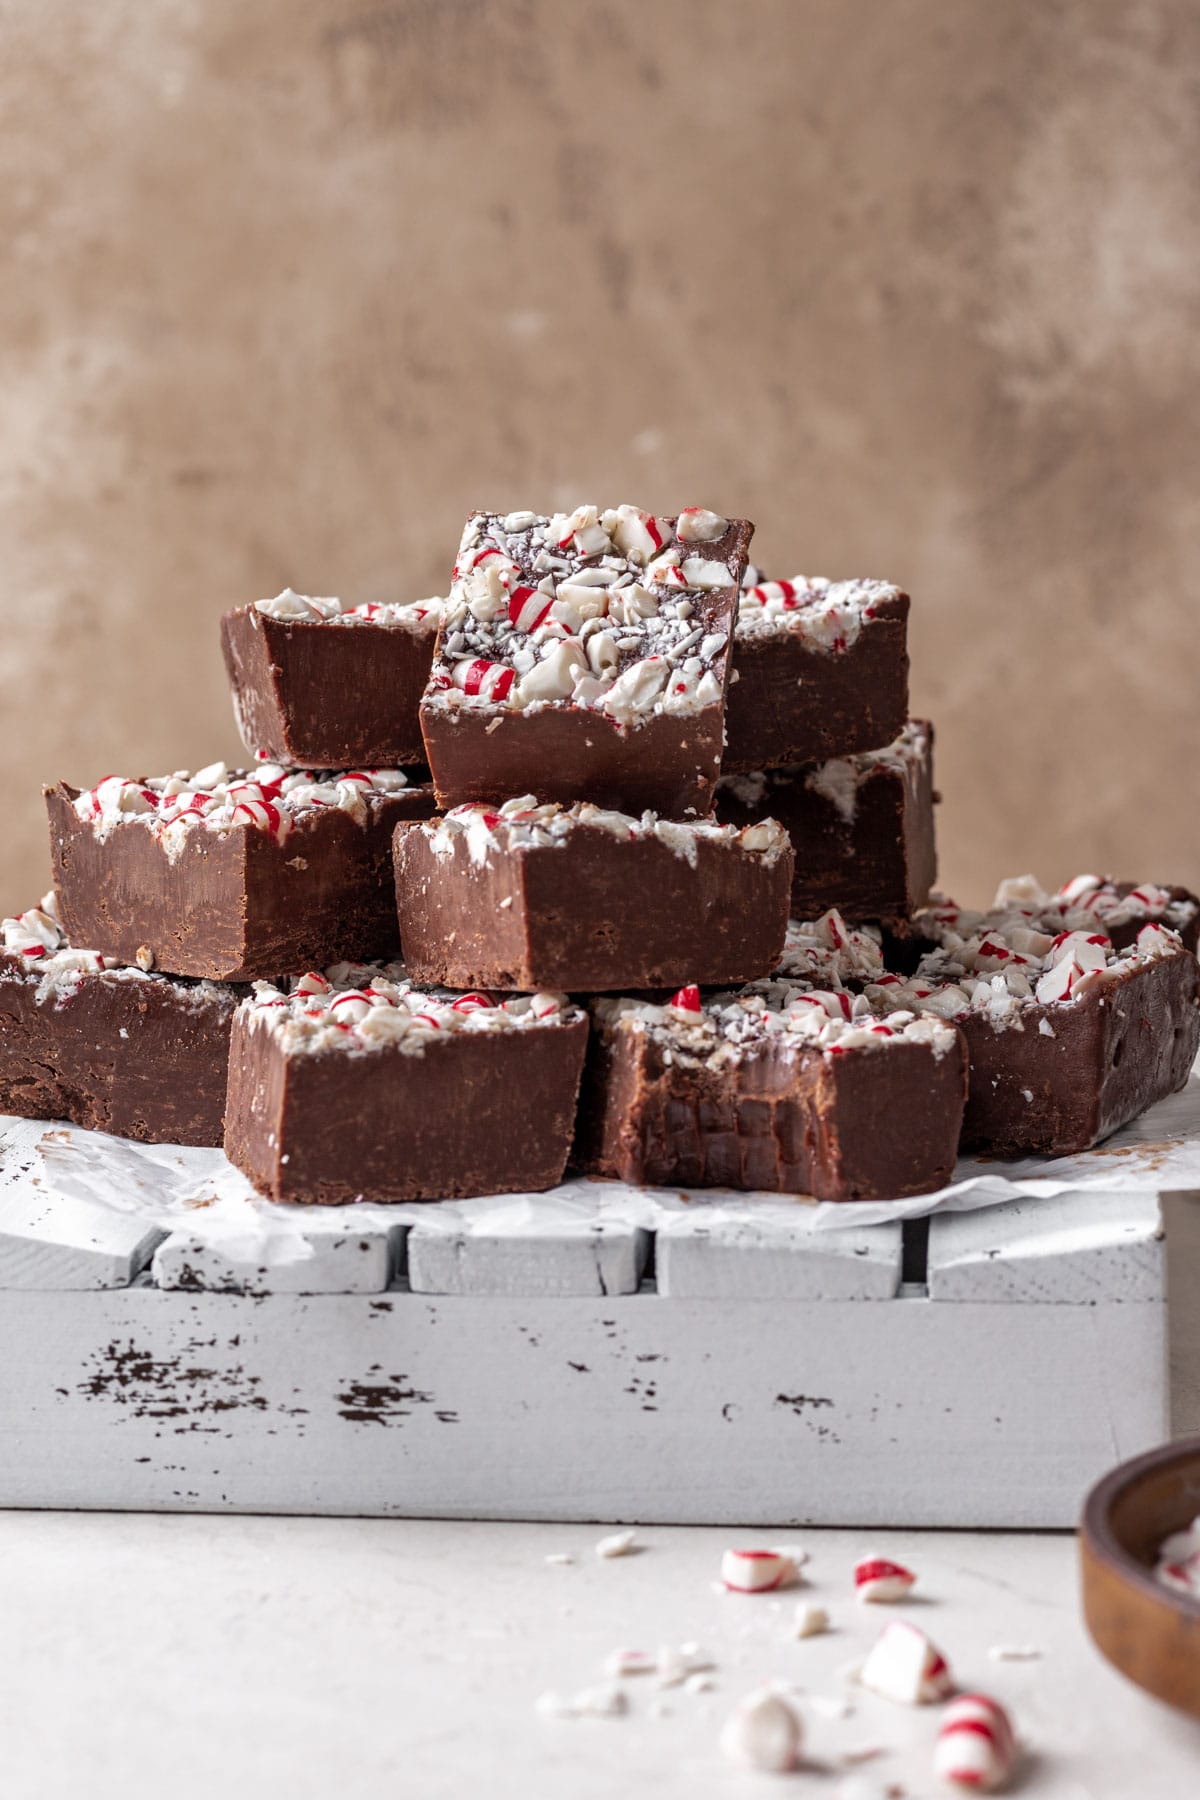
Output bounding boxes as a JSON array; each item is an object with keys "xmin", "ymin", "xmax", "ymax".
[
  {"xmin": 71, "ymin": 764, "xmax": 415, "ymax": 850},
  {"xmin": 594, "ymin": 980, "xmax": 957, "ymax": 1064},
  {"xmin": 868, "ymin": 917, "xmax": 1188, "ymax": 1030},
  {"xmin": 419, "ymin": 795, "xmax": 791, "ymax": 869},
  {"xmin": 253, "ymin": 589, "xmax": 444, "ymax": 629},
  {"xmin": 425, "ymin": 506, "xmax": 746, "ymax": 722},
  {"xmin": 737, "ymin": 564, "xmax": 903, "ymax": 652},
  {"xmin": 244, "ymin": 964, "xmax": 582, "ymax": 1056}
]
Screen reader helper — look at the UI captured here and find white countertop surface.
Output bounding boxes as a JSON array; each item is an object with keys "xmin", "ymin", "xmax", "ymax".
[{"xmin": 1, "ymin": 1513, "xmax": 1196, "ymax": 1798}]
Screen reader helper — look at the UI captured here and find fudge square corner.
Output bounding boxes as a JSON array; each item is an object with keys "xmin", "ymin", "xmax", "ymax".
[{"xmin": 419, "ymin": 506, "xmax": 754, "ymax": 817}]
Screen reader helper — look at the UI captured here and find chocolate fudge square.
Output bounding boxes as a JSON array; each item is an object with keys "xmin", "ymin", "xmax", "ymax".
[
  {"xmin": 870, "ymin": 920, "xmax": 1200, "ymax": 1155},
  {"xmin": 577, "ymin": 981, "xmax": 967, "ymax": 1203},
  {"xmin": 1, "ymin": 895, "xmax": 236, "ymax": 1146},
  {"xmin": 225, "ymin": 966, "xmax": 589, "ymax": 1204},
  {"xmin": 221, "ymin": 589, "xmax": 441, "ymax": 768},
  {"xmin": 47, "ymin": 763, "xmax": 437, "ymax": 983},
  {"xmin": 717, "ymin": 720, "xmax": 937, "ymax": 922},
  {"xmin": 723, "ymin": 569, "xmax": 909, "ymax": 771},
  {"xmin": 420, "ymin": 506, "xmax": 753, "ymax": 816},
  {"xmin": 394, "ymin": 798, "xmax": 794, "ymax": 992}
]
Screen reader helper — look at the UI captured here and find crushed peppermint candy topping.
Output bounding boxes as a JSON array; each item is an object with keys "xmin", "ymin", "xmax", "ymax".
[
  {"xmin": 988, "ymin": 871, "xmax": 1199, "ymax": 940},
  {"xmin": 869, "ymin": 913, "xmax": 1190, "ymax": 1032},
  {"xmin": 593, "ymin": 974, "xmax": 958, "ymax": 1064},
  {"xmin": 70, "ymin": 763, "xmax": 416, "ymax": 852},
  {"xmin": 1, "ymin": 893, "xmax": 229, "ymax": 1009},
  {"xmin": 244, "ymin": 963, "xmax": 581, "ymax": 1056},
  {"xmin": 1154, "ymin": 1514, "xmax": 1200, "ymax": 1600},
  {"xmin": 424, "ymin": 507, "xmax": 746, "ymax": 723},
  {"xmin": 736, "ymin": 564, "xmax": 904, "ymax": 654},
  {"xmin": 252, "ymin": 589, "xmax": 444, "ymax": 629},
  {"xmin": 418, "ymin": 795, "xmax": 791, "ymax": 870},
  {"xmin": 776, "ymin": 910, "xmax": 886, "ymax": 987}
]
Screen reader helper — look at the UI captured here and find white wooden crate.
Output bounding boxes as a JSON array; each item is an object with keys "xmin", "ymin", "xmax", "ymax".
[{"xmin": 0, "ymin": 1113, "xmax": 1196, "ymax": 1527}]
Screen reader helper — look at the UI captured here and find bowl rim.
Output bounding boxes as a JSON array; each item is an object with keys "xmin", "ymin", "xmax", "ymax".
[{"xmin": 1081, "ymin": 1435, "xmax": 1200, "ymax": 1620}]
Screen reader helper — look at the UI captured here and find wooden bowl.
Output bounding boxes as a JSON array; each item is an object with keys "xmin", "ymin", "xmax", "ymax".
[{"xmin": 1080, "ymin": 1437, "xmax": 1200, "ymax": 1716}]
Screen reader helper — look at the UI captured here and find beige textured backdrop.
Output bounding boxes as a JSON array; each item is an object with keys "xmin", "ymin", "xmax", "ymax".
[{"xmin": 2, "ymin": 1, "xmax": 1198, "ymax": 913}]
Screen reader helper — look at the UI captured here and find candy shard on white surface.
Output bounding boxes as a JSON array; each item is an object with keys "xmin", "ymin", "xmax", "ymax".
[
  {"xmin": 771, "ymin": 1542, "xmax": 812, "ymax": 1570},
  {"xmin": 719, "ymin": 1688, "xmax": 804, "ymax": 1773},
  {"xmin": 544, "ymin": 1552, "xmax": 574, "ymax": 1566},
  {"xmin": 595, "ymin": 1528, "xmax": 639, "ymax": 1559},
  {"xmin": 537, "ymin": 1682, "xmax": 629, "ymax": 1720},
  {"xmin": 987, "ymin": 1643, "xmax": 1041, "ymax": 1662},
  {"xmin": 854, "ymin": 1555, "xmax": 918, "ymax": 1603},
  {"xmin": 604, "ymin": 1648, "xmax": 656, "ymax": 1678},
  {"xmin": 656, "ymin": 1642, "xmax": 715, "ymax": 1686},
  {"xmin": 721, "ymin": 1547, "xmax": 796, "ymax": 1593},
  {"xmin": 860, "ymin": 1620, "xmax": 954, "ymax": 1705},
  {"xmin": 794, "ymin": 1602, "xmax": 831, "ymax": 1638},
  {"xmin": 932, "ymin": 1693, "xmax": 1016, "ymax": 1791}
]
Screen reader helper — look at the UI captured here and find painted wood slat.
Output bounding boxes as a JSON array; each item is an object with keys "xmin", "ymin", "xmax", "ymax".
[
  {"xmin": 927, "ymin": 1190, "xmax": 1166, "ymax": 1303},
  {"xmin": 0, "ymin": 1285, "xmax": 1166, "ymax": 1526},
  {"xmin": 406, "ymin": 1217, "xmax": 649, "ymax": 1297},
  {"xmin": 656, "ymin": 1202, "xmax": 904, "ymax": 1299},
  {"xmin": 151, "ymin": 1222, "xmax": 401, "ymax": 1295},
  {"xmin": 0, "ymin": 1119, "xmax": 164, "ymax": 1289}
]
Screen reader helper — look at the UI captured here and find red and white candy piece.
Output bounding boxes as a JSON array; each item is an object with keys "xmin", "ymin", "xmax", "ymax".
[
  {"xmin": 452, "ymin": 658, "xmax": 515, "ymax": 703},
  {"xmin": 719, "ymin": 1688, "xmax": 804, "ymax": 1774},
  {"xmin": 295, "ymin": 972, "xmax": 332, "ymax": 996},
  {"xmin": 232, "ymin": 797, "xmax": 282, "ymax": 834},
  {"xmin": 609, "ymin": 505, "xmax": 665, "ymax": 565},
  {"xmin": 329, "ymin": 990, "xmax": 374, "ymax": 1024},
  {"xmin": 860, "ymin": 1619, "xmax": 954, "ymax": 1705},
  {"xmin": 669, "ymin": 984, "xmax": 702, "ymax": 1014},
  {"xmin": 855, "ymin": 1555, "xmax": 917, "ymax": 1603},
  {"xmin": 675, "ymin": 506, "xmax": 727, "ymax": 544},
  {"xmin": 932, "ymin": 1693, "xmax": 1016, "ymax": 1791},
  {"xmin": 721, "ymin": 1548, "xmax": 795, "ymax": 1593},
  {"xmin": 507, "ymin": 585, "xmax": 553, "ymax": 633}
]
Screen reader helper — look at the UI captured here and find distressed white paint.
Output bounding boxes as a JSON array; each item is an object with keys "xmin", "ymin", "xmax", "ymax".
[
  {"xmin": 656, "ymin": 1201, "xmax": 902, "ymax": 1299},
  {"xmin": 927, "ymin": 1189, "xmax": 1165, "ymax": 1302},
  {"xmin": 0, "ymin": 1285, "xmax": 1166, "ymax": 1525},
  {"xmin": 151, "ymin": 1220, "xmax": 400, "ymax": 1295}
]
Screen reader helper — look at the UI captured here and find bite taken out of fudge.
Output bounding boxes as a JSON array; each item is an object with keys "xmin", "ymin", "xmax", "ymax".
[
  {"xmin": 419, "ymin": 506, "xmax": 753, "ymax": 817},
  {"xmin": 225, "ymin": 965, "xmax": 589, "ymax": 1205},
  {"xmin": 868, "ymin": 916, "xmax": 1200, "ymax": 1156},
  {"xmin": 0, "ymin": 894, "xmax": 237, "ymax": 1146},
  {"xmin": 47, "ymin": 763, "xmax": 437, "ymax": 984},
  {"xmin": 393, "ymin": 797, "xmax": 794, "ymax": 993},
  {"xmin": 221, "ymin": 589, "xmax": 442, "ymax": 768},
  {"xmin": 722, "ymin": 567, "xmax": 910, "ymax": 771},
  {"xmin": 716, "ymin": 720, "xmax": 937, "ymax": 923},
  {"xmin": 576, "ymin": 978, "xmax": 967, "ymax": 1204}
]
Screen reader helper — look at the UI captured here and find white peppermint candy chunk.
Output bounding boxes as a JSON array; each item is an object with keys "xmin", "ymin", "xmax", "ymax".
[
  {"xmin": 595, "ymin": 1528, "xmax": 638, "ymax": 1559},
  {"xmin": 680, "ymin": 555, "xmax": 735, "ymax": 588},
  {"xmin": 860, "ymin": 1620, "xmax": 954, "ymax": 1705},
  {"xmin": 719, "ymin": 1689, "xmax": 803, "ymax": 1773},
  {"xmin": 854, "ymin": 1554, "xmax": 917, "ymax": 1602},
  {"xmin": 598, "ymin": 656, "xmax": 669, "ymax": 721},
  {"xmin": 255, "ymin": 587, "xmax": 329, "ymax": 621},
  {"xmin": 992, "ymin": 872, "xmax": 1050, "ymax": 911},
  {"xmin": 501, "ymin": 510, "xmax": 540, "ymax": 531},
  {"xmin": 675, "ymin": 506, "xmax": 728, "ymax": 543},
  {"xmin": 932, "ymin": 1694, "xmax": 1016, "ymax": 1791},
  {"xmin": 1137, "ymin": 920, "xmax": 1176, "ymax": 956},
  {"xmin": 515, "ymin": 639, "xmax": 589, "ymax": 704},
  {"xmin": 793, "ymin": 1603, "xmax": 831, "ymax": 1639},
  {"xmin": 1049, "ymin": 929, "xmax": 1110, "ymax": 972},
  {"xmin": 192, "ymin": 760, "xmax": 229, "ymax": 789},
  {"xmin": 584, "ymin": 630, "xmax": 620, "ymax": 678},
  {"xmin": 721, "ymin": 1548, "xmax": 795, "ymax": 1593},
  {"xmin": 604, "ymin": 1648, "xmax": 656, "ymax": 1678}
]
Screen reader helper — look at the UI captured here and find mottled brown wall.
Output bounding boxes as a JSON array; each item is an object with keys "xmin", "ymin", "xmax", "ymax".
[{"xmin": 2, "ymin": 0, "xmax": 1198, "ymax": 912}]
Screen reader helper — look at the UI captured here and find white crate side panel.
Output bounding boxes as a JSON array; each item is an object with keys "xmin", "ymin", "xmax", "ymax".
[
  {"xmin": 406, "ymin": 1219, "xmax": 650, "ymax": 1298},
  {"xmin": 0, "ymin": 1287, "xmax": 1165, "ymax": 1526},
  {"xmin": 151, "ymin": 1222, "xmax": 402, "ymax": 1296}
]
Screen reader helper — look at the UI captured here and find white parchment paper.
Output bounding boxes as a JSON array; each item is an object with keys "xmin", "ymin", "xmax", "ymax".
[{"xmin": 9, "ymin": 1058, "xmax": 1200, "ymax": 1262}]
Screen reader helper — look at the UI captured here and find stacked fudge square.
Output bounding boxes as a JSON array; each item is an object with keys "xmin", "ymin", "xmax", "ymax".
[{"xmin": 5, "ymin": 502, "xmax": 1199, "ymax": 1207}]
